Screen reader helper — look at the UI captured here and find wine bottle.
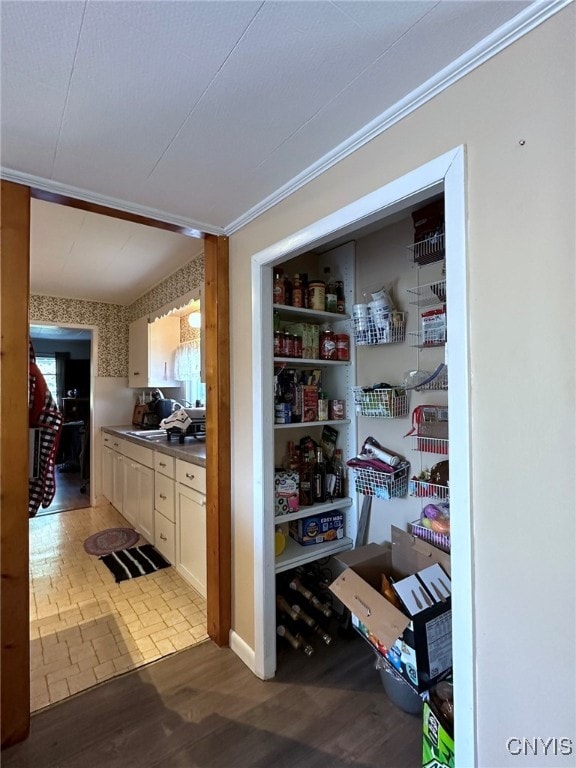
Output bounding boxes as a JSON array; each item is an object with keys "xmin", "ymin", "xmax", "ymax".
[
  {"xmin": 276, "ymin": 595, "xmax": 299, "ymax": 622},
  {"xmin": 332, "ymin": 448, "xmax": 346, "ymax": 499},
  {"xmin": 289, "ymin": 576, "xmax": 332, "ymax": 618},
  {"xmin": 277, "ymin": 624, "xmax": 314, "ymax": 656},
  {"xmin": 312, "ymin": 446, "xmax": 327, "ymax": 503},
  {"xmin": 298, "ymin": 452, "xmax": 313, "ymax": 506}
]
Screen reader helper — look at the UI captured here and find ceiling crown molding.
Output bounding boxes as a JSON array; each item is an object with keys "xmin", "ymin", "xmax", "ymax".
[
  {"xmin": 225, "ymin": 0, "xmax": 571, "ymax": 235},
  {"xmin": 0, "ymin": 168, "xmax": 224, "ymax": 238}
]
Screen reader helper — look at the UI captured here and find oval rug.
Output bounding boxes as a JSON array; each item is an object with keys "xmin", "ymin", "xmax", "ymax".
[{"xmin": 83, "ymin": 527, "xmax": 139, "ymax": 556}]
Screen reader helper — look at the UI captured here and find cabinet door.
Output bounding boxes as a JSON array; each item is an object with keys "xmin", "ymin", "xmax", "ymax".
[
  {"xmin": 177, "ymin": 483, "xmax": 206, "ymax": 598},
  {"xmin": 102, "ymin": 444, "xmax": 114, "ymax": 503},
  {"xmin": 137, "ymin": 464, "xmax": 154, "ymax": 542},
  {"xmin": 123, "ymin": 460, "xmax": 138, "ymax": 527},
  {"xmin": 148, "ymin": 315, "xmax": 180, "ymax": 387},
  {"xmin": 112, "ymin": 452, "xmax": 125, "ymax": 513},
  {"xmin": 128, "ymin": 316, "xmax": 148, "ymax": 388}
]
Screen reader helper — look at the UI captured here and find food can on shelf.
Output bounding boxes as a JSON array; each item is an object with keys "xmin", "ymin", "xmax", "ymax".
[
  {"xmin": 275, "ymin": 403, "xmax": 292, "ymax": 424},
  {"xmin": 329, "ymin": 400, "xmax": 346, "ymax": 420},
  {"xmin": 336, "ymin": 334, "xmax": 350, "ymax": 361},
  {"xmin": 308, "ymin": 281, "xmax": 326, "ymax": 311}
]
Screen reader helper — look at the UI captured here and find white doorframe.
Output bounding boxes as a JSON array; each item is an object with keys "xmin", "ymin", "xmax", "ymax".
[{"xmin": 251, "ymin": 145, "xmax": 475, "ymax": 765}]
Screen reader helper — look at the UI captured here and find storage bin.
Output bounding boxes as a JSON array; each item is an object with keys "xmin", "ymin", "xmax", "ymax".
[{"xmin": 351, "ymin": 461, "xmax": 409, "ymax": 500}]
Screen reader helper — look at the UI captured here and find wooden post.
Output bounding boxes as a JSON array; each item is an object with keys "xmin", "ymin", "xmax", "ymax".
[
  {"xmin": 1, "ymin": 181, "xmax": 31, "ymax": 747},
  {"xmin": 203, "ymin": 234, "xmax": 231, "ymax": 646}
]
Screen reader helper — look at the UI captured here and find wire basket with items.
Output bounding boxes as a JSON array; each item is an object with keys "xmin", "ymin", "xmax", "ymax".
[
  {"xmin": 410, "ymin": 501, "xmax": 451, "ymax": 553},
  {"xmin": 351, "ymin": 284, "xmax": 405, "ymax": 346},
  {"xmin": 352, "ymin": 384, "xmax": 409, "ymax": 418},
  {"xmin": 347, "ymin": 438, "xmax": 409, "ymax": 500}
]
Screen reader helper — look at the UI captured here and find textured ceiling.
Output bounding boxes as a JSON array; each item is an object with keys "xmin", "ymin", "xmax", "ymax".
[{"xmin": 1, "ymin": 0, "xmax": 558, "ymax": 303}]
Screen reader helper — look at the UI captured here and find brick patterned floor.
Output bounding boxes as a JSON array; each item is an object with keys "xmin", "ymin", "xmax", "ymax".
[{"xmin": 29, "ymin": 503, "xmax": 208, "ymax": 712}]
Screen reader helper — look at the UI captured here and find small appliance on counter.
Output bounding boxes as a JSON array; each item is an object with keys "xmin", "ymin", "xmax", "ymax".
[{"xmin": 132, "ymin": 403, "xmax": 158, "ymax": 428}]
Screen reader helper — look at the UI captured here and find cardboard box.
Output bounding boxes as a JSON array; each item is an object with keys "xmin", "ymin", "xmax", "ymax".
[
  {"xmin": 423, "ymin": 699, "xmax": 455, "ymax": 768},
  {"xmin": 329, "ymin": 527, "xmax": 452, "ymax": 693},
  {"xmin": 274, "ymin": 469, "xmax": 299, "ymax": 516},
  {"xmin": 289, "ymin": 512, "xmax": 344, "ymax": 546},
  {"xmin": 301, "ymin": 385, "xmax": 318, "ymax": 422}
]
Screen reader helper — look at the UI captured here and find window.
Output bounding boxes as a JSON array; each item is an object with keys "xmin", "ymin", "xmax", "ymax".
[{"xmin": 35, "ymin": 355, "xmax": 59, "ymax": 402}]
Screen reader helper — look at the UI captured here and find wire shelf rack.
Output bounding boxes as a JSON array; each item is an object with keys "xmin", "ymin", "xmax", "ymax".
[
  {"xmin": 351, "ymin": 461, "xmax": 410, "ymax": 500},
  {"xmin": 409, "ymin": 478, "xmax": 449, "ymax": 501},
  {"xmin": 351, "ymin": 311, "xmax": 406, "ymax": 346},
  {"xmin": 406, "ymin": 280, "xmax": 446, "ymax": 307},
  {"xmin": 352, "ymin": 387, "xmax": 409, "ymax": 418},
  {"xmin": 410, "ymin": 436, "xmax": 449, "ymax": 455},
  {"xmin": 409, "ymin": 520, "xmax": 450, "ymax": 553},
  {"xmin": 406, "ymin": 232, "xmax": 445, "ymax": 266}
]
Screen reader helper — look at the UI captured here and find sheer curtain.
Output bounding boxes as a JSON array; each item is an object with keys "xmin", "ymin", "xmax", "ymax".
[{"xmin": 175, "ymin": 340, "xmax": 205, "ymax": 405}]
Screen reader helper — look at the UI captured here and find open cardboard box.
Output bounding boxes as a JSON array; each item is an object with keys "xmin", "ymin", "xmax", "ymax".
[{"xmin": 329, "ymin": 526, "xmax": 452, "ymax": 693}]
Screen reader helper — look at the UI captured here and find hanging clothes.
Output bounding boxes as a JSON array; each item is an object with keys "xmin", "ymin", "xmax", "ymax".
[{"xmin": 29, "ymin": 342, "xmax": 63, "ymax": 517}]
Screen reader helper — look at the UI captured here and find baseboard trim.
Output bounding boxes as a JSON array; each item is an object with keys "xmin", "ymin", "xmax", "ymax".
[{"xmin": 229, "ymin": 630, "xmax": 256, "ymax": 674}]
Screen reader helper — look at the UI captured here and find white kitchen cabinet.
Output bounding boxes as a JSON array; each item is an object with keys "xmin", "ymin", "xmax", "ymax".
[
  {"xmin": 102, "ymin": 442, "xmax": 114, "ymax": 503},
  {"xmin": 128, "ymin": 314, "xmax": 180, "ymax": 388},
  {"xmin": 154, "ymin": 455, "xmax": 176, "ymax": 562},
  {"xmin": 124, "ymin": 460, "xmax": 154, "ymax": 541},
  {"xmin": 176, "ymin": 460, "xmax": 206, "ymax": 598}
]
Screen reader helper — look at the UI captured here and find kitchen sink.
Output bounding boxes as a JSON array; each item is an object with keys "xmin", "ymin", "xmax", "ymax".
[{"xmin": 126, "ymin": 430, "xmax": 168, "ymax": 441}]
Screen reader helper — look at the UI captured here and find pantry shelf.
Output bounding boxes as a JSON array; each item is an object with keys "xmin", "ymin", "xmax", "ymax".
[
  {"xmin": 274, "ymin": 357, "xmax": 351, "ymax": 367},
  {"xmin": 274, "ymin": 497, "xmax": 353, "ymax": 524},
  {"xmin": 274, "ymin": 304, "xmax": 350, "ymax": 323},
  {"xmin": 274, "ymin": 535, "xmax": 353, "ymax": 574},
  {"xmin": 274, "ymin": 419, "xmax": 351, "ymax": 430}
]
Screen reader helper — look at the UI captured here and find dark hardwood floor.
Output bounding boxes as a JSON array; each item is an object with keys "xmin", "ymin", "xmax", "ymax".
[
  {"xmin": 2, "ymin": 632, "xmax": 422, "ymax": 767},
  {"xmin": 35, "ymin": 469, "xmax": 88, "ymax": 516}
]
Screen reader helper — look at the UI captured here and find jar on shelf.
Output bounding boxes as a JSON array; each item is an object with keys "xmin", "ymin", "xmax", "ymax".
[
  {"xmin": 308, "ymin": 281, "xmax": 325, "ymax": 311},
  {"xmin": 274, "ymin": 330, "xmax": 283, "ymax": 357},
  {"xmin": 320, "ymin": 325, "xmax": 337, "ymax": 360},
  {"xmin": 282, "ymin": 331, "xmax": 294, "ymax": 358},
  {"xmin": 292, "ymin": 274, "xmax": 303, "ymax": 308}
]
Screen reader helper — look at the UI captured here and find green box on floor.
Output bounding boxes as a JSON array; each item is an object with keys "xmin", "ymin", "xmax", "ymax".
[{"xmin": 422, "ymin": 700, "xmax": 454, "ymax": 768}]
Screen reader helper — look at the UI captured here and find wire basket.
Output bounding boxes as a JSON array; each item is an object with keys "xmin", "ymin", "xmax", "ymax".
[
  {"xmin": 352, "ymin": 311, "xmax": 405, "ymax": 346},
  {"xmin": 409, "ymin": 478, "xmax": 449, "ymax": 501},
  {"xmin": 352, "ymin": 386, "xmax": 409, "ymax": 418},
  {"xmin": 409, "ymin": 520, "xmax": 450, "ymax": 553},
  {"xmin": 406, "ymin": 232, "xmax": 445, "ymax": 266},
  {"xmin": 351, "ymin": 461, "xmax": 409, "ymax": 500}
]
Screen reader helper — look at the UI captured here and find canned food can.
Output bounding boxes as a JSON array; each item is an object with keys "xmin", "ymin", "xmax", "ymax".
[
  {"xmin": 274, "ymin": 403, "xmax": 292, "ymax": 424},
  {"xmin": 336, "ymin": 334, "xmax": 350, "ymax": 361},
  {"xmin": 329, "ymin": 399, "xmax": 345, "ymax": 420},
  {"xmin": 308, "ymin": 281, "xmax": 326, "ymax": 311}
]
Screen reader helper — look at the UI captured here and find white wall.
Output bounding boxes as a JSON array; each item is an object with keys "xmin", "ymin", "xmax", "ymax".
[
  {"xmin": 92, "ymin": 377, "xmax": 135, "ymax": 503},
  {"xmin": 228, "ymin": 7, "xmax": 575, "ymax": 768}
]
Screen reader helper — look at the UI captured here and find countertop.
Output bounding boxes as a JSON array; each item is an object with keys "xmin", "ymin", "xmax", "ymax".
[{"xmin": 101, "ymin": 425, "xmax": 206, "ymax": 468}]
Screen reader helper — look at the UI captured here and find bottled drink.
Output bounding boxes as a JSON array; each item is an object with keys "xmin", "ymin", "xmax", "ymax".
[
  {"xmin": 298, "ymin": 452, "xmax": 313, "ymax": 506},
  {"xmin": 283, "ymin": 440, "xmax": 300, "ymax": 473},
  {"xmin": 273, "ymin": 268, "xmax": 285, "ymax": 305},
  {"xmin": 277, "ymin": 624, "xmax": 314, "ymax": 656},
  {"xmin": 335, "ymin": 280, "xmax": 345, "ymax": 313},
  {"xmin": 292, "ymin": 604, "xmax": 333, "ymax": 645},
  {"xmin": 301, "ymin": 273, "xmax": 310, "ymax": 308},
  {"xmin": 284, "ymin": 273, "xmax": 293, "ymax": 306},
  {"xmin": 319, "ymin": 325, "xmax": 336, "ymax": 360},
  {"xmin": 312, "ymin": 446, "xmax": 327, "ymax": 503},
  {"xmin": 277, "ymin": 595, "xmax": 300, "ymax": 622},
  {"xmin": 324, "ymin": 266, "xmax": 337, "ymax": 313},
  {"xmin": 292, "ymin": 274, "xmax": 303, "ymax": 308},
  {"xmin": 289, "ymin": 575, "xmax": 332, "ymax": 618},
  {"xmin": 332, "ymin": 448, "xmax": 346, "ymax": 498},
  {"xmin": 317, "ymin": 391, "xmax": 328, "ymax": 421}
]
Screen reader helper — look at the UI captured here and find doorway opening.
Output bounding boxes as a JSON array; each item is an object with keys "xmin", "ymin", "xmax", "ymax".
[{"xmin": 30, "ymin": 324, "xmax": 93, "ymax": 516}]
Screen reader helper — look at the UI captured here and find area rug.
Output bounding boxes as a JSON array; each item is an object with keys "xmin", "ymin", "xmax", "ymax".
[
  {"xmin": 100, "ymin": 544, "xmax": 171, "ymax": 583},
  {"xmin": 83, "ymin": 527, "xmax": 139, "ymax": 556}
]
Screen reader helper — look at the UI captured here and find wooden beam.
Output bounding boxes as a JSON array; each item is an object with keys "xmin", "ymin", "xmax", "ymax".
[
  {"xmin": 1, "ymin": 181, "xmax": 31, "ymax": 747},
  {"xmin": 30, "ymin": 188, "xmax": 205, "ymax": 239},
  {"xmin": 203, "ymin": 235, "xmax": 231, "ymax": 646}
]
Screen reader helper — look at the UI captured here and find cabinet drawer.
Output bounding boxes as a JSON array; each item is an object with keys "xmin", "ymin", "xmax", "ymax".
[
  {"xmin": 154, "ymin": 452, "xmax": 175, "ymax": 478},
  {"xmin": 154, "ymin": 472, "xmax": 175, "ymax": 522},
  {"xmin": 176, "ymin": 460, "xmax": 206, "ymax": 494},
  {"xmin": 154, "ymin": 510, "xmax": 175, "ymax": 564},
  {"xmin": 122, "ymin": 440, "xmax": 154, "ymax": 468},
  {"xmin": 109, "ymin": 436, "xmax": 127, "ymax": 453}
]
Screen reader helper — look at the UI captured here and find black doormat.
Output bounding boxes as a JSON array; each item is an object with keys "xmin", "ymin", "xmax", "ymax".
[{"xmin": 100, "ymin": 544, "xmax": 171, "ymax": 583}]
